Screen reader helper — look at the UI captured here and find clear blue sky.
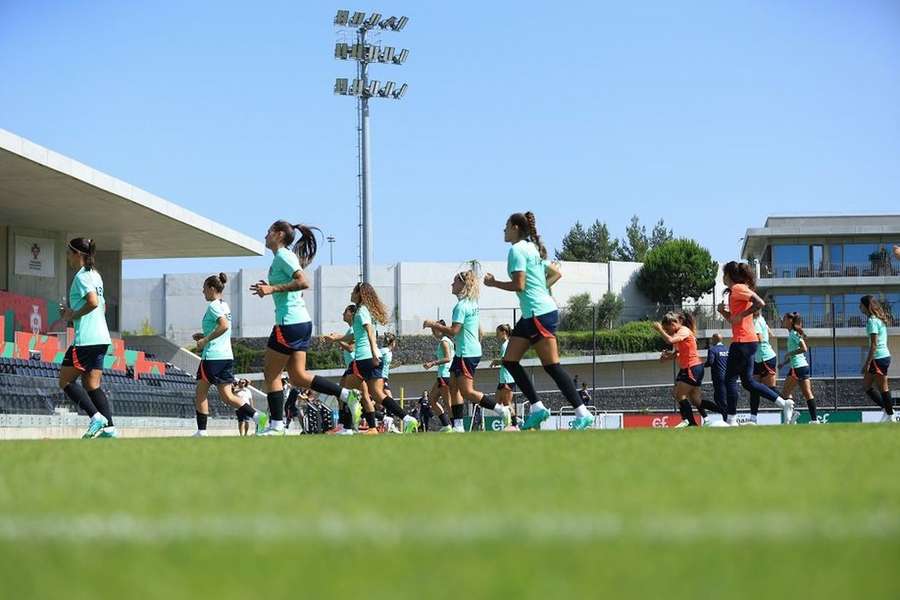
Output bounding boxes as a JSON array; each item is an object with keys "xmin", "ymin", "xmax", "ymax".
[{"xmin": 2, "ymin": 1, "xmax": 899, "ymax": 278}]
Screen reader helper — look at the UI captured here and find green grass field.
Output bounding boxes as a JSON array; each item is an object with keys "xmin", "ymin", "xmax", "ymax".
[{"xmin": 1, "ymin": 425, "xmax": 898, "ymax": 599}]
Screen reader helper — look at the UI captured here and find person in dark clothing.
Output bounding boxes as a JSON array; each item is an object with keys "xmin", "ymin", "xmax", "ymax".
[{"xmin": 705, "ymin": 333, "xmax": 730, "ymax": 419}]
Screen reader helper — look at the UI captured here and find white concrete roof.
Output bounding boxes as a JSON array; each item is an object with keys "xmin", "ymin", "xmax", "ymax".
[{"xmin": 0, "ymin": 129, "xmax": 264, "ymax": 259}]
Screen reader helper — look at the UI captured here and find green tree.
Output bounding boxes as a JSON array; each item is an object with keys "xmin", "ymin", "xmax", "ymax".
[
  {"xmin": 616, "ymin": 215, "xmax": 673, "ymax": 262},
  {"xmin": 555, "ymin": 222, "xmax": 592, "ymax": 261},
  {"xmin": 595, "ymin": 292, "xmax": 625, "ymax": 329},
  {"xmin": 555, "ymin": 220, "xmax": 619, "ymax": 262},
  {"xmin": 636, "ymin": 239, "xmax": 718, "ymax": 307},
  {"xmin": 560, "ymin": 292, "xmax": 594, "ymax": 331}
]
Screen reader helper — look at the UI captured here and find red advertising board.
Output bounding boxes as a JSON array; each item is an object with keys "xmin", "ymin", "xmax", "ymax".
[{"xmin": 623, "ymin": 413, "xmax": 684, "ymax": 429}]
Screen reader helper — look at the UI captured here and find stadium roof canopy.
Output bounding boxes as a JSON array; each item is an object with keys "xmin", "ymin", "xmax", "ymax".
[{"xmin": 0, "ymin": 129, "xmax": 264, "ymax": 259}]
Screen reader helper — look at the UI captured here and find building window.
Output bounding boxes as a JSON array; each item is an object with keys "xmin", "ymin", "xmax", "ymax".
[{"xmin": 772, "ymin": 245, "xmax": 810, "ymax": 278}]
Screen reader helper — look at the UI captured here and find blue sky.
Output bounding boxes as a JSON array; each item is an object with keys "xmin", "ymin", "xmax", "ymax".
[{"xmin": 2, "ymin": 1, "xmax": 899, "ymax": 278}]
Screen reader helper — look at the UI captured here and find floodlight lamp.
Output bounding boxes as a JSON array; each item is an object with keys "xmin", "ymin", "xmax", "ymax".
[
  {"xmin": 393, "ymin": 83, "xmax": 408, "ymax": 99},
  {"xmin": 365, "ymin": 12, "xmax": 382, "ymax": 28},
  {"xmin": 350, "ymin": 11, "xmax": 365, "ymax": 26},
  {"xmin": 379, "ymin": 16, "xmax": 396, "ymax": 30},
  {"xmin": 335, "ymin": 43, "xmax": 350, "ymax": 59},
  {"xmin": 366, "ymin": 80, "xmax": 380, "ymax": 96},
  {"xmin": 379, "ymin": 46, "xmax": 395, "ymax": 63},
  {"xmin": 334, "ymin": 10, "xmax": 349, "ymax": 26},
  {"xmin": 350, "ymin": 79, "xmax": 363, "ymax": 96},
  {"xmin": 394, "ymin": 16, "xmax": 408, "ymax": 31},
  {"xmin": 392, "ymin": 48, "xmax": 409, "ymax": 64},
  {"xmin": 334, "ymin": 78, "xmax": 349, "ymax": 95},
  {"xmin": 380, "ymin": 81, "xmax": 395, "ymax": 97}
]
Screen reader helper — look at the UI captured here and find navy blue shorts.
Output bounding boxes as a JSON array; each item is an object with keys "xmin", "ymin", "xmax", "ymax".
[
  {"xmin": 267, "ymin": 322, "xmax": 313, "ymax": 354},
  {"xmin": 497, "ymin": 382, "xmax": 517, "ymax": 392},
  {"xmin": 789, "ymin": 366, "xmax": 811, "ymax": 381},
  {"xmin": 342, "ymin": 365, "xmax": 354, "ymax": 378},
  {"xmin": 349, "ymin": 358, "xmax": 383, "ymax": 381},
  {"xmin": 62, "ymin": 344, "xmax": 108, "ymax": 372},
  {"xmin": 511, "ymin": 310, "xmax": 559, "ymax": 343},
  {"xmin": 197, "ymin": 359, "xmax": 236, "ymax": 385},
  {"xmin": 676, "ymin": 364, "xmax": 705, "ymax": 387},
  {"xmin": 869, "ymin": 357, "xmax": 891, "ymax": 375},
  {"xmin": 753, "ymin": 357, "xmax": 777, "ymax": 377},
  {"xmin": 436, "ymin": 376, "xmax": 450, "ymax": 388},
  {"xmin": 450, "ymin": 356, "xmax": 480, "ymax": 379}
]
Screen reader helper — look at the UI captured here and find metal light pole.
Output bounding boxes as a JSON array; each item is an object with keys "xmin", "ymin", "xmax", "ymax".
[
  {"xmin": 327, "ymin": 236, "xmax": 336, "ymax": 266},
  {"xmin": 333, "ymin": 10, "xmax": 409, "ymax": 283}
]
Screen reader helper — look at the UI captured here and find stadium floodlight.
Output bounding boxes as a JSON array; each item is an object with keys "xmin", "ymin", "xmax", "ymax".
[
  {"xmin": 364, "ymin": 12, "xmax": 382, "ymax": 28},
  {"xmin": 332, "ymin": 11, "xmax": 410, "ymax": 283},
  {"xmin": 349, "ymin": 11, "xmax": 365, "ymax": 26},
  {"xmin": 392, "ymin": 48, "xmax": 409, "ymax": 65},
  {"xmin": 379, "ymin": 81, "xmax": 395, "ymax": 97},
  {"xmin": 379, "ymin": 46, "xmax": 395, "ymax": 63}
]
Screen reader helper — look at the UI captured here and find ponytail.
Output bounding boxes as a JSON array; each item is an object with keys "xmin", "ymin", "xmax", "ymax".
[
  {"xmin": 204, "ymin": 272, "xmax": 228, "ymax": 293},
  {"xmin": 861, "ymin": 295, "xmax": 890, "ymax": 323},
  {"xmin": 271, "ymin": 220, "xmax": 321, "ymax": 267},
  {"xmin": 678, "ymin": 312, "xmax": 696, "ymax": 333},
  {"xmin": 786, "ymin": 312, "xmax": 807, "ymax": 340},
  {"xmin": 508, "ymin": 212, "xmax": 547, "ymax": 259},
  {"xmin": 67, "ymin": 237, "xmax": 96, "ymax": 270}
]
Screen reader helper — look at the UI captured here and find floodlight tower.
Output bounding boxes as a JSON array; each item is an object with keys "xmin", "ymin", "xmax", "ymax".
[{"xmin": 333, "ymin": 10, "xmax": 409, "ymax": 283}]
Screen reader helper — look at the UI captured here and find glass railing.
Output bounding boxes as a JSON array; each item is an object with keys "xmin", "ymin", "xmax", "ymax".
[{"xmin": 759, "ymin": 261, "xmax": 899, "ymax": 279}]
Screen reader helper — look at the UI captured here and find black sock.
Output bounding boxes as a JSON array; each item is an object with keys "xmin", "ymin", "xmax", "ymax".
[
  {"xmin": 478, "ymin": 394, "xmax": 497, "ymax": 411},
  {"xmin": 451, "ymin": 403, "xmax": 465, "ymax": 420},
  {"xmin": 196, "ymin": 411, "xmax": 208, "ymax": 430},
  {"xmin": 267, "ymin": 391, "xmax": 284, "ymax": 421},
  {"xmin": 87, "ymin": 387, "xmax": 113, "ymax": 426},
  {"xmin": 542, "ymin": 363, "xmax": 582, "ymax": 408},
  {"xmin": 438, "ymin": 413, "xmax": 450, "ymax": 427},
  {"xmin": 700, "ymin": 400, "xmax": 720, "ymax": 416},
  {"xmin": 236, "ymin": 403, "xmax": 256, "ymax": 420},
  {"xmin": 339, "ymin": 403, "xmax": 353, "ymax": 429},
  {"xmin": 697, "ymin": 404, "xmax": 708, "ymax": 418},
  {"xmin": 310, "ymin": 375, "xmax": 342, "ymax": 397},
  {"xmin": 749, "ymin": 390, "xmax": 760, "ymax": 416},
  {"xmin": 866, "ymin": 388, "xmax": 885, "ymax": 409},
  {"xmin": 678, "ymin": 400, "xmax": 697, "ymax": 425},
  {"xmin": 806, "ymin": 399, "xmax": 818, "ymax": 421},
  {"xmin": 63, "ymin": 383, "xmax": 98, "ymax": 416},
  {"xmin": 881, "ymin": 390, "xmax": 894, "ymax": 415},
  {"xmin": 503, "ymin": 360, "xmax": 538, "ymax": 404},
  {"xmin": 382, "ymin": 396, "xmax": 407, "ymax": 418},
  {"xmin": 363, "ymin": 411, "xmax": 376, "ymax": 428}
]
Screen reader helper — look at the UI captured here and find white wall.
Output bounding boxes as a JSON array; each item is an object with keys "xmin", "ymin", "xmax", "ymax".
[{"xmin": 123, "ymin": 258, "xmax": 663, "ymax": 345}]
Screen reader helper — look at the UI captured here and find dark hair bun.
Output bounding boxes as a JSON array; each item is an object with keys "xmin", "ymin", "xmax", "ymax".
[{"xmin": 218, "ymin": 272, "xmax": 227, "ymax": 284}]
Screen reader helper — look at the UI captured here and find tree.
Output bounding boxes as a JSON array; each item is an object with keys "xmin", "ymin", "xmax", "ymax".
[
  {"xmin": 616, "ymin": 215, "xmax": 673, "ymax": 262},
  {"xmin": 555, "ymin": 221, "xmax": 592, "ymax": 261},
  {"xmin": 556, "ymin": 220, "xmax": 619, "ymax": 262},
  {"xmin": 560, "ymin": 292, "xmax": 594, "ymax": 331},
  {"xmin": 595, "ymin": 292, "xmax": 625, "ymax": 329},
  {"xmin": 586, "ymin": 220, "xmax": 620, "ymax": 262},
  {"xmin": 636, "ymin": 239, "xmax": 718, "ymax": 307}
]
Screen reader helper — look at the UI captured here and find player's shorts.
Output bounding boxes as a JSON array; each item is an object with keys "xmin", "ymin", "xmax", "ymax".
[
  {"xmin": 450, "ymin": 356, "xmax": 480, "ymax": 379},
  {"xmin": 675, "ymin": 364, "xmax": 705, "ymax": 387},
  {"xmin": 349, "ymin": 358, "xmax": 383, "ymax": 381},
  {"xmin": 436, "ymin": 376, "xmax": 450, "ymax": 388},
  {"xmin": 869, "ymin": 357, "xmax": 891, "ymax": 375},
  {"xmin": 197, "ymin": 359, "xmax": 236, "ymax": 385},
  {"xmin": 267, "ymin": 322, "xmax": 313, "ymax": 354},
  {"xmin": 511, "ymin": 310, "xmax": 559, "ymax": 343},
  {"xmin": 62, "ymin": 344, "xmax": 108, "ymax": 372},
  {"xmin": 753, "ymin": 357, "xmax": 777, "ymax": 377},
  {"xmin": 789, "ymin": 366, "xmax": 811, "ymax": 381}
]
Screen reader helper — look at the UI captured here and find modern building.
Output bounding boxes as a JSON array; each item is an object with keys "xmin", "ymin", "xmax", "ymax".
[
  {"xmin": 742, "ymin": 214, "xmax": 900, "ymax": 375},
  {"xmin": 0, "ymin": 128, "xmax": 264, "ymax": 338}
]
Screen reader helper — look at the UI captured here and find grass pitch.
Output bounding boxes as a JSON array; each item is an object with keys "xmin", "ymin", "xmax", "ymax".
[{"xmin": 0, "ymin": 425, "xmax": 898, "ymax": 599}]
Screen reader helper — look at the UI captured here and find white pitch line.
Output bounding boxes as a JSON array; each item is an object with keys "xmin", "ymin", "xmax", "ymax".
[{"xmin": 0, "ymin": 513, "xmax": 897, "ymax": 543}]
